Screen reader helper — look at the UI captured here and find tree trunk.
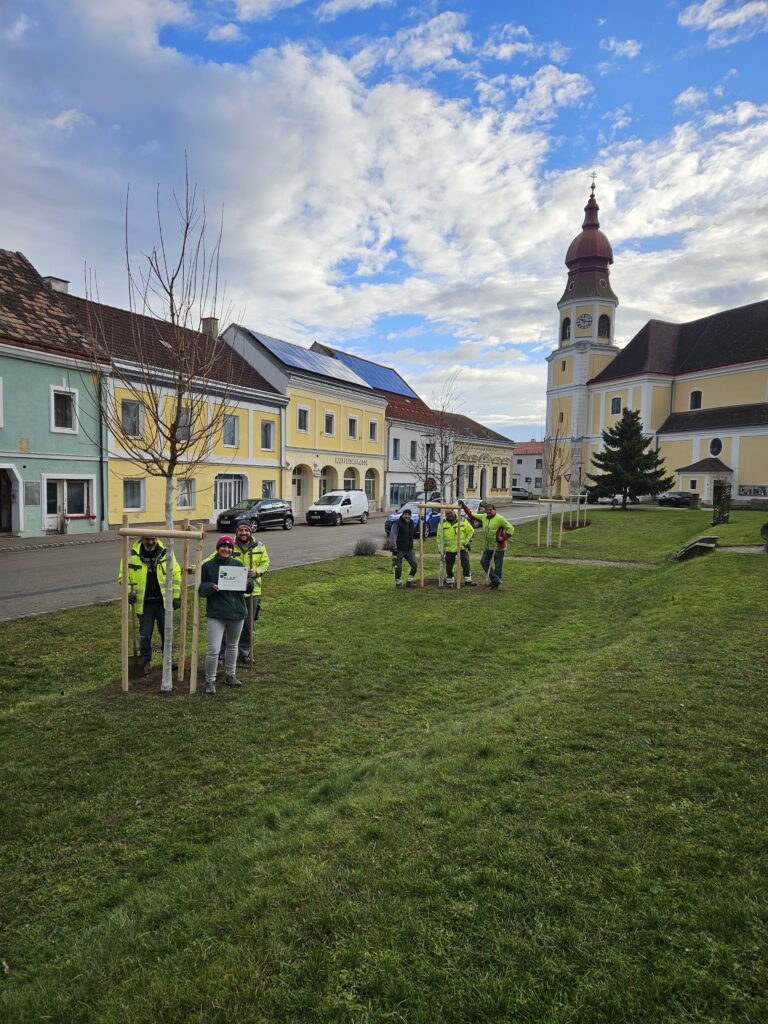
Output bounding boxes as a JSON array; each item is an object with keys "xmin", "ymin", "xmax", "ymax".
[{"xmin": 161, "ymin": 472, "xmax": 175, "ymax": 692}]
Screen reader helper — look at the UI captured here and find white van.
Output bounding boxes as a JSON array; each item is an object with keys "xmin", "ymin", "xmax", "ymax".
[{"xmin": 306, "ymin": 490, "xmax": 370, "ymax": 526}]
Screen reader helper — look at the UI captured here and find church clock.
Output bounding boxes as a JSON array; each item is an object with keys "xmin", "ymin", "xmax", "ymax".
[{"xmin": 576, "ymin": 313, "xmax": 593, "ymax": 329}]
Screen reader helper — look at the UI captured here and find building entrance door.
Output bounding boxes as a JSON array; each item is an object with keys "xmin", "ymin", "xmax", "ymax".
[
  {"xmin": 213, "ymin": 474, "xmax": 245, "ymax": 518},
  {"xmin": 45, "ymin": 479, "xmax": 64, "ymax": 533},
  {"xmin": 0, "ymin": 470, "xmax": 12, "ymax": 532}
]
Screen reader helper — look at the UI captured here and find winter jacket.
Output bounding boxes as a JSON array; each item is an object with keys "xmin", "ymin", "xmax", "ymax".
[
  {"xmin": 463, "ymin": 509, "xmax": 514, "ymax": 550},
  {"xmin": 118, "ymin": 540, "xmax": 181, "ymax": 615},
  {"xmin": 233, "ymin": 538, "xmax": 270, "ymax": 597},
  {"xmin": 437, "ymin": 516, "xmax": 474, "ymax": 553},
  {"xmin": 199, "ymin": 552, "xmax": 254, "ymax": 621}
]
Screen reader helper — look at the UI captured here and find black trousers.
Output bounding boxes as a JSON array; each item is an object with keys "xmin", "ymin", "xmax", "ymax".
[{"xmin": 445, "ymin": 550, "xmax": 471, "ymax": 580}]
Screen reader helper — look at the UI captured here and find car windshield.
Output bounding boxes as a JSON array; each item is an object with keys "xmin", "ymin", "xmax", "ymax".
[
  {"xmin": 395, "ymin": 503, "xmax": 419, "ymax": 516},
  {"xmin": 316, "ymin": 495, "xmax": 342, "ymax": 506},
  {"xmin": 231, "ymin": 500, "xmax": 260, "ymax": 511}
]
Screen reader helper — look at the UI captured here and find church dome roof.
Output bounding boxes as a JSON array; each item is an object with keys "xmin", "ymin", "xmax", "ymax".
[{"xmin": 565, "ymin": 185, "xmax": 614, "ymax": 267}]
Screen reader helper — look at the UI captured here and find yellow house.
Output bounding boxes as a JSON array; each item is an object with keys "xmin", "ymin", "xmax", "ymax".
[
  {"xmin": 61, "ymin": 294, "xmax": 287, "ymax": 526},
  {"xmin": 546, "ymin": 185, "xmax": 768, "ymax": 505},
  {"xmin": 221, "ymin": 326, "xmax": 388, "ymax": 513}
]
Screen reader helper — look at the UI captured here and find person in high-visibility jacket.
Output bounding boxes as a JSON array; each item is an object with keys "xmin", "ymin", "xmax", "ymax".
[
  {"xmin": 460, "ymin": 501, "xmax": 514, "ymax": 589},
  {"xmin": 118, "ymin": 536, "xmax": 182, "ymax": 670},
  {"xmin": 437, "ymin": 509, "xmax": 477, "ymax": 587},
  {"xmin": 218, "ymin": 521, "xmax": 269, "ymax": 663}
]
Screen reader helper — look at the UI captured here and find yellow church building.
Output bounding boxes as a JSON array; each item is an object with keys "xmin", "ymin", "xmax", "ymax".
[{"xmin": 545, "ymin": 184, "xmax": 768, "ymax": 506}]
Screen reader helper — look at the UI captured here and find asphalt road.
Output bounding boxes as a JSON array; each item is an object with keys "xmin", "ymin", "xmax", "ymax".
[{"xmin": 0, "ymin": 504, "xmax": 540, "ymax": 622}]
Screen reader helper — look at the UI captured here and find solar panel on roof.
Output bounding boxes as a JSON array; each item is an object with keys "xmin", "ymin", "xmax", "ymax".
[
  {"xmin": 247, "ymin": 330, "xmax": 370, "ymax": 388},
  {"xmin": 328, "ymin": 349, "xmax": 419, "ymax": 398}
]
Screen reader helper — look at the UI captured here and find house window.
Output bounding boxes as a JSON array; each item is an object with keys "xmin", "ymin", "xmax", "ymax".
[
  {"xmin": 535, "ymin": 477, "xmax": 542, "ymax": 489},
  {"xmin": 559, "ymin": 411, "xmax": 564, "ymax": 424},
  {"xmin": 610, "ymin": 397, "xmax": 621, "ymax": 415},
  {"xmin": 410, "ymin": 440, "xmax": 417, "ymax": 460},
  {"xmin": 516, "ymin": 458, "xmax": 522, "ymax": 465},
  {"xmin": 51, "ymin": 387, "xmax": 77, "ymax": 433},
  {"xmin": 709, "ymin": 438, "xmax": 723, "ymax": 457},
  {"xmin": 343, "ymin": 469, "xmax": 357, "ymax": 490},
  {"xmin": 223, "ymin": 415, "xmax": 239, "ymax": 447},
  {"xmin": 535, "ymin": 458, "xmax": 543, "ymax": 469},
  {"xmin": 261, "ymin": 420, "xmax": 274, "ymax": 450},
  {"xmin": 426, "ymin": 443, "xmax": 435, "ymax": 464},
  {"xmin": 297, "ymin": 407, "xmax": 309, "ymax": 432},
  {"xmin": 66, "ymin": 480, "xmax": 89, "ymax": 516},
  {"xmin": 324, "ymin": 412, "xmax": 335, "ymax": 435},
  {"xmin": 690, "ymin": 390, "xmax": 702, "ymax": 410},
  {"xmin": 561, "ymin": 360, "xmax": 566, "ymax": 371},
  {"xmin": 24, "ymin": 481, "xmax": 41, "ymax": 506},
  {"xmin": 468, "ymin": 465, "xmax": 475, "ymax": 489},
  {"xmin": 176, "ymin": 407, "xmax": 193, "ymax": 442},
  {"xmin": 561, "ymin": 317, "xmax": 571, "ymax": 341},
  {"xmin": 368, "ymin": 419, "xmax": 378, "ymax": 442},
  {"xmin": 177, "ymin": 479, "xmax": 195, "ymax": 509},
  {"xmin": 490, "ymin": 466, "xmax": 497, "ymax": 489},
  {"xmin": 689, "ymin": 479, "xmax": 698, "ymax": 490},
  {"xmin": 121, "ymin": 399, "xmax": 143, "ymax": 438},
  {"xmin": 598, "ymin": 314, "xmax": 611, "ymax": 338},
  {"xmin": 501, "ymin": 467, "xmax": 507, "ymax": 488},
  {"xmin": 365, "ymin": 469, "xmax": 376, "ymax": 500},
  {"xmin": 348, "ymin": 416, "xmax": 358, "ymax": 440},
  {"xmin": 262, "ymin": 480, "xmax": 276, "ymax": 498},
  {"xmin": 392, "ymin": 437, "xmax": 400, "ymax": 460},
  {"xmin": 123, "ymin": 478, "xmax": 144, "ymax": 511},
  {"xmin": 512, "ymin": 475, "xmax": 518, "ymax": 487}
]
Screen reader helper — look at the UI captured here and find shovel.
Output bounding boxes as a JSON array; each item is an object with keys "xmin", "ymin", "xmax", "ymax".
[{"xmin": 128, "ymin": 585, "xmax": 145, "ymax": 679}]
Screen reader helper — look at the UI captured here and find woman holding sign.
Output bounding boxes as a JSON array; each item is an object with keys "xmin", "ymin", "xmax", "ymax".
[{"xmin": 199, "ymin": 535, "xmax": 254, "ymax": 695}]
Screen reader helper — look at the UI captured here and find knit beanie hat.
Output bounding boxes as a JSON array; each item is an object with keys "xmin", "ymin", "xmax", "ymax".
[
  {"xmin": 216, "ymin": 535, "xmax": 235, "ymax": 550},
  {"xmin": 236, "ymin": 522, "xmax": 253, "ymax": 534}
]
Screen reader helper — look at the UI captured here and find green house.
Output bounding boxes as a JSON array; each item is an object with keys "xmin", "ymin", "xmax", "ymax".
[{"xmin": 0, "ymin": 250, "xmax": 108, "ymax": 537}]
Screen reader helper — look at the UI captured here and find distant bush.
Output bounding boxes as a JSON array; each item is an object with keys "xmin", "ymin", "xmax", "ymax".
[{"xmin": 353, "ymin": 538, "xmax": 378, "ymax": 557}]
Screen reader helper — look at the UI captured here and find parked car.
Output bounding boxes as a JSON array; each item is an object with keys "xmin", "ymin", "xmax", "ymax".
[
  {"xmin": 658, "ymin": 491, "xmax": 694, "ymax": 508},
  {"xmin": 597, "ymin": 493, "xmax": 640, "ymax": 506},
  {"xmin": 384, "ymin": 501, "xmax": 441, "ymax": 538},
  {"xmin": 216, "ymin": 498, "xmax": 293, "ymax": 532},
  {"xmin": 306, "ymin": 489, "xmax": 369, "ymax": 526},
  {"xmin": 510, "ymin": 486, "xmax": 532, "ymax": 500},
  {"xmin": 458, "ymin": 498, "xmax": 487, "ymax": 517}
]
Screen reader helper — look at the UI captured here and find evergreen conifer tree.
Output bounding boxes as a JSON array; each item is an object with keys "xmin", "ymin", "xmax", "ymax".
[{"xmin": 588, "ymin": 408, "xmax": 674, "ymax": 508}]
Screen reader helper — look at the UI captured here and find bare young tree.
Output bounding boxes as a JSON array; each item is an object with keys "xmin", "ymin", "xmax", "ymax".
[
  {"xmin": 84, "ymin": 164, "xmax": 238, "ymax": 692},
  {"xmin": 542, "ymin": 425, "xmax": 572, "ymax": 498},
  {"xmin": 406, "ymin": 372, "xmax": 468, "ymax": 500}
]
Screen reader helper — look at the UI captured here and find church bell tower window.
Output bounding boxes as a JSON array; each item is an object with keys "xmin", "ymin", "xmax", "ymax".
[
  {"xmin": 561, "ymin": 317, "xmax": 571, "ymax": 341},
  {"xmin": 598, "ymin": 314, "xmax": 610, "ymax": 339}
]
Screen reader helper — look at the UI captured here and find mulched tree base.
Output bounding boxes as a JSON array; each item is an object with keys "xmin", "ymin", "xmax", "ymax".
[{"xmin": 562, "ymin": 521, "xmax": 592, "ymax": 531}]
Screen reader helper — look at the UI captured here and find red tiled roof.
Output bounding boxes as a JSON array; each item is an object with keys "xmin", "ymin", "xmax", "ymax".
[
  {"xmin": 60, "ymin": 293, "xmax": 278, "ymax": 395},
  {"xmin": 381, "ymin": 388, "xmax": 437, "ymax": 427},
  {"xmin": 442, "ymin": 411, "xmax": 514, "ymax": 445},
  {"xmin": 512, "ymin": 441, "xmax": 543, "ymax": 455},
  {"xmin": 0, "ymin": 249, "xmax": 98, "ymax": 358}
]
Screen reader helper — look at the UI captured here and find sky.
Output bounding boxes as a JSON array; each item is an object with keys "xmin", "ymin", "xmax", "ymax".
[{"xmin": 1, "ymin": 1, "xmax": 767, "ymax": 440}]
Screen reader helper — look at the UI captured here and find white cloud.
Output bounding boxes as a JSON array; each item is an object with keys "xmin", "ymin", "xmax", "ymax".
[
  {"xmin": 3, "ymin": 13, "xmax": 31, "ymax": 42},
  {"xmin": 679, "ymin": 0, "xmax": 768, "ymax": 48},
  {"xmin": 207, "ymin": 22, "xmax": 245, "ymax": 43},
  {"xmin": 70, "ymin": 0, "xmax": 192, "ymax": 50},
  {"xmin": 316, "ymin": 0, "xmax": 392, "ymax": 22},
  {"xmin": 230, "ymin": 0, "xmax": 304, "ymax": 18},
  {"xmin": 508, "ymin": 65, "xmax": 592, "ymax": 122},
  {"xmin": 45, "ymin": 108, "xmax": 94, "ymax": 132},
  {"xmin": 599, "ymin": 37, "xmax": 642, "ymax": 58},
  {"xmin": 481, "ymin": 23, "xmax": 569, "ymax": 64},
  {"xmin": 354, "ymin": 12, "xmax": 474, "ymax": 76},
  {"xmin": 674, "ymin": 86, "xmax": 708, "ymax": 108}
]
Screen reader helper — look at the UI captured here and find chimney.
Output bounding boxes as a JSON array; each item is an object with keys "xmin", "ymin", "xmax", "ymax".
[
  {"xmin": 43, "ymin": 276, "xmax": 69, "ymax": 294},
  {"xmin": 200, "ymin": 316, "xmax": 219, "ymax": 338}
]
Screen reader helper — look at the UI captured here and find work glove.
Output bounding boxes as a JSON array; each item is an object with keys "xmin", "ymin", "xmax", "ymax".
[
  {"xmin": 172, "ymin": 598, "xmax": 181, "ymax": 610},
  {"xmin": 128, "ymin": 592, "xmax": 137, "ymax": 606}
]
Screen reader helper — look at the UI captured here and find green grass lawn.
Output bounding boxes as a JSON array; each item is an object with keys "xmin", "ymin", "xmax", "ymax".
[
  {"xmin": 1, "ymin": 546, "xmax": 767, "ymax": 1022},
  {"xmin": 420, "ymin": 508, "xmax": 767, "ymax": 564}
]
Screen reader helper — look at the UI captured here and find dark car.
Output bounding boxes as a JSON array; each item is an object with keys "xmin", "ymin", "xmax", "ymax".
[
  {"xmin": 384, "ymin": 501, "xmax": 441, "ymax": 538},
  {"xmin": 216, "ymin": 498, "xmax": 294, "ymax": 532},
  {"xmin": 658, "ymin": 491, "xmax": 694, "ymax": 508}
]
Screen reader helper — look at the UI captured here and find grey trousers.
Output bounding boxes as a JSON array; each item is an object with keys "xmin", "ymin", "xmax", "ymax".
[{"xmin": 206, "ymin": 618, "xmax": 244, "ymax": 683}]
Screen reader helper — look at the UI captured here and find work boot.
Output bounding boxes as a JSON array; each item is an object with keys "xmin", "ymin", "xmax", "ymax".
[
  {"xmin": 204, "ymin": 680, "xmax": 216, "ymax": 696},
  {"xmin": 224, "ymin": 675, "xmax": 243, "ymax": 688},
  {"xmin": 406, "ymin": 578, "xmax": 417, "ymax": 588},
  {"xmin": 490, "ymin": 580, "xmax": 500, "ymax": 589},
  {"xmin": 463, "ymin": 579, "xmax": 478, "ymax": 587},
  {"xmin": 143, "ymin": 659, "xmax": 152, "ymax": 675},
  {"xmin": 395, "ymin": 580, "xmax": 404, "ymax": 588},
  {"xmin": 446, "ymin": 579, "xmax": 455, "ymax": 588}
]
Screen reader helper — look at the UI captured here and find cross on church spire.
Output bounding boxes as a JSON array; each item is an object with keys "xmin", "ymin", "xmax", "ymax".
[{"xmin": 590, "ymin": 171, "xmax": 597, "ymax": 196}]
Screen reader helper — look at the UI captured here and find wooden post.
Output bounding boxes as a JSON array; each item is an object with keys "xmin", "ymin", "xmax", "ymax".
[
  {"xmin": 177, "ymin": 519, "xmax": 190, "ymax": 684},
  {"xmin": 536, "ymin": 500, "xmax": 542, "ymax": 548},
  {"xmin": 121, "ymin": 515, "xmax": 130, "ymax": 693},
  {"xmin": 456, "ymin": 511, "xmax": 462, "ymax": 591},
  {"xmin": 558, "ymin": 506, "xmax": 565, "ymax": 548},
  {"xmin": 189, "ymin": 533, "xmax": 204, "ymax": 694},
  {"xmin": 419, "ymin": 510, "xmax": 425, "ymax": 588}
]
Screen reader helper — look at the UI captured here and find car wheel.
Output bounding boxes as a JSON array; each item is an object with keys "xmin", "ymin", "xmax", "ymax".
[
  {"xmin": 283, "ymin": 516, "xmax": 293, "ymax": 530},
  {"xmin": 250, "ymin": 517, "xmax": 260, "ymax": 530},
  {"xmin": 335, "ymin": 513, "xmax": 343, "ymax": 526},
  {"xmin": 359, "ymin": 511, "xmax": 369, "ymax": 524}
]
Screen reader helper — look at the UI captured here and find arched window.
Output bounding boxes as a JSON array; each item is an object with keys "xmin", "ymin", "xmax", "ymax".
[
  {"xmin": 561, "ymin": 317, "xmax": 571, "ymax": 341},
  {"xmin": 343, "ymin": 468, "xmax": 358, "ymax": 490},
  {"xmin": 364, "ymin": 469, "xmax": 376, "ymax": 501},
  {"xmin": 690, "ymin": 390, "xmax": 702, "ymax": 410},
  {"xmin": 709, "ymin": 438, "xmax": 722, "ymax": 457},
  {"xmin": 598, "ymin": 314, "xmax": 610, "ymax": 338}
]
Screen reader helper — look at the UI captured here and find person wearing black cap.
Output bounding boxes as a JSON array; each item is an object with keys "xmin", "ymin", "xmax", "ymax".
[
  {"xmin": 390, "ymin": 507, "xmax": 418, "ymax": 588},
  {"xmin": 199, "ymin": 535, "xmax": 254, "ymax": 695}
]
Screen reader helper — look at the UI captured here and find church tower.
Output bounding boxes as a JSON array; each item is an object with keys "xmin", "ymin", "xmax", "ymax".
[{"xmin": 545, "ymin": 180, "xmax": 620, "ymax": 493}]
